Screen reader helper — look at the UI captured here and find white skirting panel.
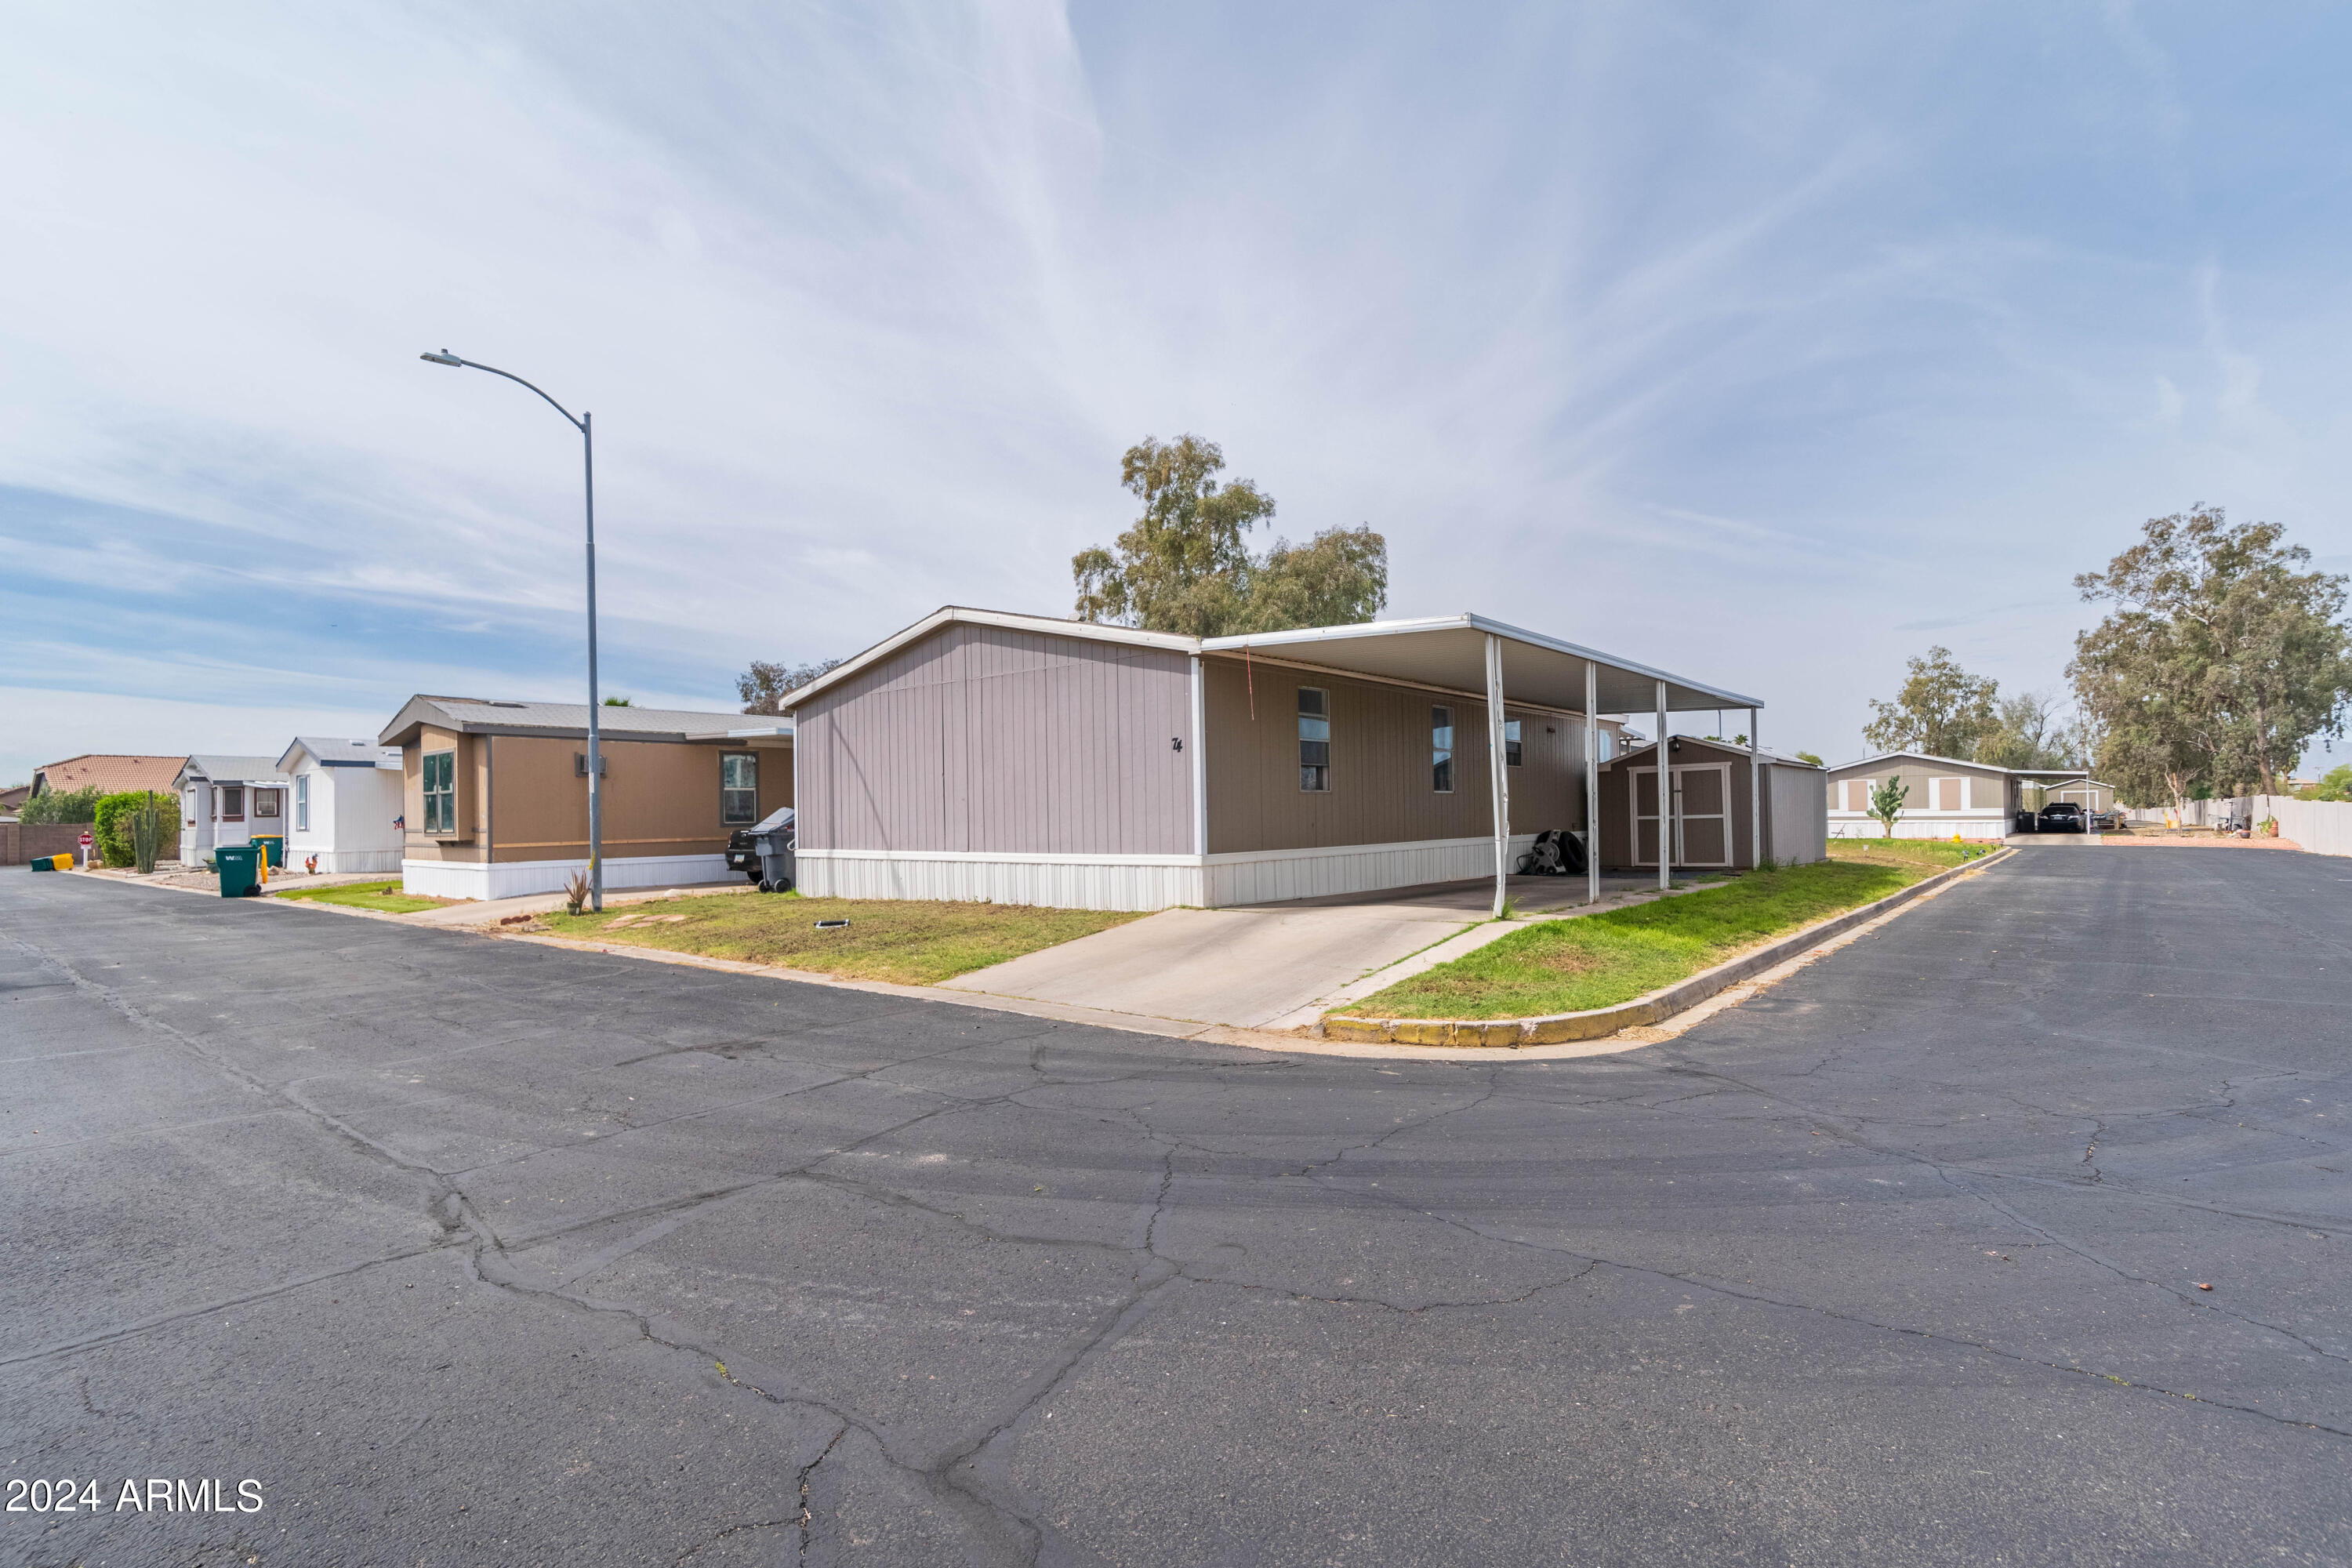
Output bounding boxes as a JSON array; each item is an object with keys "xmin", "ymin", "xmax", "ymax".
[
  {"xmin": 798, "ymin": 836, "xmax": 1538, "ymax": 913},
  {"xmin": 402, "ymin": 853, "xmax": 732, "ymax": 902},
  {"xmin": 799, "ymin": 851, "xmax": 1205, "ymax": 912},
  {"xmin": 292, "ymin": 848, "xmax": 402, "ymax": 875},
  {"xmin": 1203, "ymin": 835, "xmax": 1537, "ymax": 907},
  {"xmin": 1828, "ymin": 816, "xmax": 2008, "ymax": 840}
]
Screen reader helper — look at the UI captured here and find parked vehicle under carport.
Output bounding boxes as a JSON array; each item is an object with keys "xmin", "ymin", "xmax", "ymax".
[{"xmin": 2037, "ymin": 801, "xmax": 2086, "ymax": 833}]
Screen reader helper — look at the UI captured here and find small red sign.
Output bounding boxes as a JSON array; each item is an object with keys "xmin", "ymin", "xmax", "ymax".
[{"xmin": 78, "ymin": 832, "xmax": 93, "ymax": 846}]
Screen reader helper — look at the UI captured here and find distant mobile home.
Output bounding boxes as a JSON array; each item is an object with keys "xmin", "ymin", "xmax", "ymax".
[
  {"xmin": 377, "ymin": 696, "xmax": 792, "ymax": 899},
  {"xmin": 278, "ymin": 737, "xmax": 405, "ymax": 874},
  {"xmin": 1824, "ymin": 751, "xmax": 2104, "ymax": 837},
  {"xmin": 178, "ymin": 754, "xmax": 293, "ymax": 866},
  {"xmin": 784, "ymin": 606, "xmax": 1791, "ymax": 912}
]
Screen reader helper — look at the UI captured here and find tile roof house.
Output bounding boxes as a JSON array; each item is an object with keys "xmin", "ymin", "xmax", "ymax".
[{"xmin": 31, "ymin": 754, "xmax": 185, "ymax": 801}]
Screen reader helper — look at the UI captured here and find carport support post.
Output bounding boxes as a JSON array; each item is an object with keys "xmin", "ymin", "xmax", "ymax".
[
  {"xmin": 1584, "ymin": 661, "xmax": 1599, "ymax": 907},
  {"xmin": 1655, "ymin": 679, "xmax": 1670, "ymax": 891},
  {"xmin": 1749, "ymin": 706, "xmax": 1761, "ymax": 869},
  {"xmin": 1486, "ymin": 633, "xmax": 1509, "ymax": 918}
]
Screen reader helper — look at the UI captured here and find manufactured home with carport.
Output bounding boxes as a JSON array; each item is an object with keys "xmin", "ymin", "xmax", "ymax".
[
  {"xmin": 784, "ymin": 606, "xmax": 1774, "ymax": 913},
  {"xmin": 1824, "ymin": 751, "xmax": 2101, "ymax": 838},
  {"xmin": 378, "ymin": 696, "xmax": 792, "ymax": 899}
]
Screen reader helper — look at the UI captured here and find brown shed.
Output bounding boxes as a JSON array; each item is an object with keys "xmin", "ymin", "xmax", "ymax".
[{"xmin": 1595, "ymin": 739, "xmax": 1827, "ymax": 870}]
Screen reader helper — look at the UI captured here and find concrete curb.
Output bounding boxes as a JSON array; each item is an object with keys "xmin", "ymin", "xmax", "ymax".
[{"xmin": 1319, "ymin": 848, "xmax": 2014, "ymax": 1047}]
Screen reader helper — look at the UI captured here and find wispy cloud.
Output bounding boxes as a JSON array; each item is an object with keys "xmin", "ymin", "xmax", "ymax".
[{"xmin": 2, "ymin": 0, "xmax": 2350, "ymax": 785}]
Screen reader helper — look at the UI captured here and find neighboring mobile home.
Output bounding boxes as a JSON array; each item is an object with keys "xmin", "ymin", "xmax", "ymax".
[
  {"xmin": 178, "ymin": 755, "xmax": 294, "ymax": 865},
  {"xmin": 783, "ymin": 606, "xmax": 1775, "ymax": 913},
  {"xmin": 1594, "ymin": 738, "xmax": 1827, "ymax": 871},
  {"xmin": 376, "ymin": 697, "xmax": 793, "ymax": 899},
  {"xmin": 278, "ymin": 737, "xmax": 405, "ymax": 874},
  {"xmin": 1824, "ymin": 751, "xmax": 2103, "ymax": 838}
]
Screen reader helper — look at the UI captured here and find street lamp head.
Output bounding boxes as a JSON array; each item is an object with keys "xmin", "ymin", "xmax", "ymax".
[{"xmin": 419, "ymin": 350, "xmax": 464, "ymax": 366}]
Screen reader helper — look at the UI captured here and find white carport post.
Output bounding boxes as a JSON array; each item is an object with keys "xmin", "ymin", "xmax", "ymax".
[
  {"xmin": 1749, "ymin": 707, "xmax": 1761, "ymax": 869},
  {"xmin": 1655, "ymin": 679, "xmax": 1671, "ymax": 891},
  {"xmin": 1486, "ymin": 633, "xmax": 1510, "ymax": 918},
  {"xmin": 1584, "ymin": 660, "xmax": 1600, "ymax": 907}
]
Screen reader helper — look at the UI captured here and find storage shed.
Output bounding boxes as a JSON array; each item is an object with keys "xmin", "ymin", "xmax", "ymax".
[
  {"xmin": 1595, "ymin": 739, "xmax": 1827, "ymax": 870},
  {"xmin": 786, "ymin": 606, "xmax": 1773, "ymax": 913}
]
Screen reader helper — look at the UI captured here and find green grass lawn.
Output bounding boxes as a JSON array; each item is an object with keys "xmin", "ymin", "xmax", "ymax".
[
  {"xmin": 1826, "ymin": 838, "xmax": 1998, "ymax": 872},
  {"xmin": 1338, "ymin": 853, "xmax": 1973, "ymax": 1022},
  {"xmin": 542, "ymin": 893, "xmax": 1148, "ymax": 986},
  {"xmin": 271, "ymin": 879, "xmax": 453, "ymax": 914}
]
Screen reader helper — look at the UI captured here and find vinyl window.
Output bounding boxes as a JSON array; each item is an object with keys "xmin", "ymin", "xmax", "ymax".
[
  {"xmin": 1504, "ymin": 718, "xmax": 1523, "ymax": 767},
  {"xmin": 1298, "ymin": 688, "xmax": 1330, "ymax": 792},
  {"xmin": 1432, "ymin": 706, "xmax": 1454, "ymax": 793},
  {"xmin": 254, "ymin": 789, "xmax": 279, "ymax": 818},
  {"xmin": 295, "ymin": 775, "xmax": 310, "ymax": 831},
  {"xmin": 220, "ymin": 786, "xmax": 244, "ymax": 822},
  {"xmin": 720, "ymin": 753, "xmax": 759, "ymax": 825},
  {"xmin": 422, "ymin": 750, "xmax": 456, "ymax": 835},
  {"xmin": 1932, "ymin": 777, "xmax": 1963, "ymax": 812}
]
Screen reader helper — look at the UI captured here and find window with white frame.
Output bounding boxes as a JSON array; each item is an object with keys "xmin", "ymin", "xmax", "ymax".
[
  {"xmin": 720, "ymin": 752, "xmax": 758, "ymax": 825},
  {"xmin": 1931, "ymin": 777, "xmax": 1962, "ymax": 811},
  {"xmin": 1504, "ymin": 718, "xmax": 1523, "ymax": 767},
  {"xmin": 295, "ymin": 775, "xmax": 310, "ymax": 831},
  {"xmin": 422, "ymin": 751, "xmax": 456, "ymax": 834},
  {"xmin": 1298, "ymin": 688, "xmax": 1330, "ymax": 792},
  {"xmin": 1432, "ymin": 706, "xmax": 1454, "ymax": 792},
  {"xmin": 1841, "ymin": 779, "xmax": 1869, "ymax": 813}
]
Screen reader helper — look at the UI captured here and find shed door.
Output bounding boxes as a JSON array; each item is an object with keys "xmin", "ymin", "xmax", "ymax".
[{"xmin": 1630, "ymin": 764, "xmax": 1733, "ymax": 867}]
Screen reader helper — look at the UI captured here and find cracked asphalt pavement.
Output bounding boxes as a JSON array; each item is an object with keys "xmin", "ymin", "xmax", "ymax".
[{"xmin": 4, "ymin": 847, "xmax": 2349, "ymax": 1566}]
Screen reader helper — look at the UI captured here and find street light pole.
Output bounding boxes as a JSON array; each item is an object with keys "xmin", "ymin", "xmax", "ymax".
[{"xmin": 419, "ymin": 350, "xmax": 604, "ymax": 912}]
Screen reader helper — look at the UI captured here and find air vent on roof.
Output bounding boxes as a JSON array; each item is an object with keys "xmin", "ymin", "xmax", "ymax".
[{"xmin": 485, "ymin": 702, "xmax": 528, "ymax": 709}]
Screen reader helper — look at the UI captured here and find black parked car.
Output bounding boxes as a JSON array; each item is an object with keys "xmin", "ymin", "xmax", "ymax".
[{"xmin": 2036, "ymin": 801, "xmax": 2086, "ymax": 833}]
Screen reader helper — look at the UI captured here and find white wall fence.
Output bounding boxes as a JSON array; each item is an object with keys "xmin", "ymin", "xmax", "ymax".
[
  {"xmin": 2123, "ymin": 795, "xmax": 2352, "ymax": 857},
  {"xmin": 2252, "ymin": 795, "xmax": 2352, "ymax": 858}
]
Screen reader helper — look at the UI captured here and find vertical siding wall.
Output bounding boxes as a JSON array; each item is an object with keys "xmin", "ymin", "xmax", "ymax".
[
  {"xmin": 797, "ymin": 623, "xmax": 1196, "ymax": 858},
  {"xmin": 1200, "ymin": 657, "xmax": 1590, "ymax": 853},
  {"xmin": 1766, "ymin": 764, "xmax": 1828, "ymax": 864}
]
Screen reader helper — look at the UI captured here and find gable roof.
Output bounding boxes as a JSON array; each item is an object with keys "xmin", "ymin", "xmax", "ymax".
[
  {"xmin": 278, "ymin": 737, "xmax": 400, "ymax": 771},
  {"xmin": 1827, "ymin": 750, "xmax": 2092, "ymax": 779},
  {"xmin": 179, "ymin": 755, "xmax": 292, "ymax": 788},
  {"xmin": 377, "ymin": 695, "xmax": 791, "ymax": 748},
  {"xmin": 781, "ymin": 605, "xmax": 1764, "ymax": 716},
  {"xmin": 31, "ymin": 754, "xmax": 185, "ymax": 797},
  {"xmin": 1611, "ymin": 739, "xmax": 1822, "ymax": 769}
]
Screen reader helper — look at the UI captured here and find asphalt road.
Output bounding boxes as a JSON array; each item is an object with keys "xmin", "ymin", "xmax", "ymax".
[{"xmin": 4, "ymin": 848, "xmax": 2349, "ymax": 1566}]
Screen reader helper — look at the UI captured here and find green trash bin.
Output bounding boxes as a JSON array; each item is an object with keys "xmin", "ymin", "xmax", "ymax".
[
  {"xmin": 252, "ymin": 835, "xmax": 284, "ymax": 872},
  {"xmin": 216, "ymin": 845, "xmax": 261, "ymax": 898}
]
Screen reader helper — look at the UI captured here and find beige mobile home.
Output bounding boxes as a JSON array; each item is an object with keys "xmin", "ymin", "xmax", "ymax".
[
  {"xmin": 377, "ymin": 697, "xmax": 793, "ymax": 899},
  {"xmin": 785, "ymin": 606, "xmax": 1784, "ymax": 912}
]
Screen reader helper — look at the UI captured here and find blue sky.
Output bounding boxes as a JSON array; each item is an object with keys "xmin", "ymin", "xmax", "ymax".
[{"xmin": 5, "ymin": 2, "xmax": 2350, "ymax": 787}]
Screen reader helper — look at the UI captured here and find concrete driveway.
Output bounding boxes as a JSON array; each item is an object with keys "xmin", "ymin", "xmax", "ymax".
[
  {"xmin": 8, "ymin": 849, "xmax": 2350, "ymax": 1565},
  {"xmin": 939, "ymin": 871, "xmax": 1662, "ymax": 1029}
]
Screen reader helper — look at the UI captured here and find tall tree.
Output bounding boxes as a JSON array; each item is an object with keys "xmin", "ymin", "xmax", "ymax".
[
  {"xmin": 1862, "ymin": 646, "xmax": 1999, "ymax": 759},
  {"xmin": 1973, "ymin": 690, "xmax": 2082, "ymax": 771},
  {"xmin": 1073, "ymin": 434, "xmax": 1387, "ymax": 637},
  {"xmin": 2072, "ymin": 506, "xmax": 2352, "ymax": 798},
  {"xmin": 737, "ymin": 658, "xmax": 842, "ymax": 716}
]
